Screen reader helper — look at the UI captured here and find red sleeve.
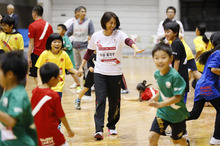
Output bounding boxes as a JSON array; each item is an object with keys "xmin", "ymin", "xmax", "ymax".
[
  {"xmin": 54, "ymin": 93, "xmax": 65, "ymax": 119},
  {"xmin": 125, "ymin": 38, "xmax": 135, "ymax": 47},
  {"xmin": 28, "ymin": 24, "xmax": 35, "ymax": 38},
  {"xmin": 83, "ymin": 49, "xmax": 95, "ymax": 61}
]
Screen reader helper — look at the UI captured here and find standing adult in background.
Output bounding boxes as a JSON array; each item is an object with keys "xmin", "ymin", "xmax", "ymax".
[
  {"xmin": 157, "ymin": 6, "xmax": 184, "ymax": 42},
  {"xmin": 66, "ymin": 6, "xmax": 95, "ymax": 93},
  {"xmin": 6, "ymin": 4, "xmax": 18, "ymax": 30},
  {"xmin": 64, "ymin": 7, "xmax": 80, "ymax": 43},
  {"xmin": 64, "ymin": 7, "xmax": 80, "ymax": 30},
  {"xmin": 27, "ymin": 5, "xmax": 53, "ymax": 84}
]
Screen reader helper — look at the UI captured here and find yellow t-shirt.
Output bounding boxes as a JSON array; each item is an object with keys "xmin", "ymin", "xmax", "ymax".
[
  {"xmin": 35, "ymin": 50, "xmax": 73, "ymax": 92},
  {"xmin": 169, "ymin": 38, "xmax": 194, "ymax": 60},
  {"xmin": 194, "ymin": 36, "xmax": 212, "ymax": 53},
  {"xmin": 194, "ymin": 36, "xmax": 212, "ymax": 72},
  {"xmin": 181, "ymin": 38, "xmax": 194, "ymax": 60},
  {"xmin": 0, "ymin": 32, "xmax": 24, "ymax": 52}
]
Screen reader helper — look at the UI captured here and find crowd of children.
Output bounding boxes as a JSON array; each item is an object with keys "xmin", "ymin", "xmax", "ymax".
[{"xmin": 0, "ymin": 3, "xmax": 220, "ymax": 146}]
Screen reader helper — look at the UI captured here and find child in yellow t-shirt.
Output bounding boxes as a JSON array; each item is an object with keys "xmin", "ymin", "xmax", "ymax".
[
  {"xmin": 35, "ymin": 33, "xmax": 78, "ymax": 98},
  {"xmin": 0, "ymin": 16, "xmax": 24, "ymax": 53},
  {"xmin": 194, "ymin": 23, "xmax": 212, "ymax": 72}
]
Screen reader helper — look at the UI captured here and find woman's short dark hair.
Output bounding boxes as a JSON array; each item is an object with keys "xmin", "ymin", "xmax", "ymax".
[
  {"xmin": 164, "ymin": 21, "xmax": 179, "ymax": 37},
  {"xmin": 100, "ymin": 11, "xmax": 120, "ymax": 30},
  {"xmin": 0, "ymin": 51, "xmax": 28, "ymax": 83},
  {"xmin": 1, "ymin": 16, "xmax": 15, "ymax": 27},
  {"xmin": 152, "ymin": 42, "xmax": 172, "ymax": 57},
  {"xmin": 32, "ymin": 5, "xmax": 43, "ymax": 16},
  {"xmin": 40, "ymin": 62, "xmax": 60, "ymax": 84},
  {"xmin": 46, "ymin": 33, "xmax": 64, "ymax": 50}
]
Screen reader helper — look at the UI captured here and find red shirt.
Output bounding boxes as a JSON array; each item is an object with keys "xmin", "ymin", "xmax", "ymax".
[
  {"xmin": 28, "ymin": 19, "xmax": 53, "ymax": 56},
  {"xmin": 141, "ymin": 87, "xmax": 158, "ymax": 100},
  {"xmin": 31, "ymin": 87, "xmax": 65, "ymax": 146}
]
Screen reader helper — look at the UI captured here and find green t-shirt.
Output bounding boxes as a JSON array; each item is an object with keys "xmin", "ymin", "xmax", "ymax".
[
  {"xmin": 154, "ymin": 68, "xmax": 190, "ymax": 123},
  {"xmin": 0, "ymin": 85, "xmax": 37, "ymax": 146},
  {"xmin": 63, "ymin": 35, "xmax": 76, "ymax": 69}
]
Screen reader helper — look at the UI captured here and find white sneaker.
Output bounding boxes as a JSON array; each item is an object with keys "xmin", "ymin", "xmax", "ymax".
[
  {"xmin": 70, "ymin": 82, "xmax": 77, "ymax": 89},
  {"xmin": 121, "ymin": 89, "xmax": 129, "ymax": 94},
  {"xmin": 94, "ymin": 132, "xmax": 103, "ymax": 140},
  {"xmin": 210, "ymin": 137, "xmax": 220, "ymax": 145},
  {"xmin": 76, "ymin": 86, "xmax": 81, "ymax": 94},
  {"xmin": 82, "ymin": 95, "xmax": 92, "ymax": 100},
  {"xmin": 91, "ymin": 85, "xmax": 95, "ymax": 91},
  {"xmin": 108, "ymin": 129, "xmax": 117, "ymax": 135}
]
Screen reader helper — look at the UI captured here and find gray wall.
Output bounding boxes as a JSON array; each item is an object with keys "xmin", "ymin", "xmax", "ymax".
[
  {"xmin": 50, "ymin": 0, "xmax": 159, "ymax": 50},
  {"xmin": 39, "ymin": 0, "xmax": 204, "ymax": 52}
]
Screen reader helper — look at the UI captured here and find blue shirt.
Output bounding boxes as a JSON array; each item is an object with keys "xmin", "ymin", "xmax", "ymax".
[{"xmin": 194, "ymin": 50, "xmax": 220, "ymax": 101}]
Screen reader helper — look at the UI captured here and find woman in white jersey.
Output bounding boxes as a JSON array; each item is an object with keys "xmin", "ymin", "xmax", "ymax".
[{"xmin": 78, "ymin": 11, "xmax": 144, "ymax": 140}]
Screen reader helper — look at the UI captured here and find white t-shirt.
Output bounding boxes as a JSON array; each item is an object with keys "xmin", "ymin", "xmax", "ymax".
[
  {"xmin": 157, "ymin": 19, "xmax": 184, "ymax": 41},
  {"xmin": 88, "ymin": 30, "xmax": 128, "ymax": 75},
  {"xmin": 64, "ymin": 17, "xmax": 76, "ymax": 42},
  {"xmin": 64, "ymin": 17, "xmax": 76, "ymax": 29}
]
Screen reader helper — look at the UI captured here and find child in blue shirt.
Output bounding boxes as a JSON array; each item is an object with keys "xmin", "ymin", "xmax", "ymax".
[{"xmin": 187, "ymin": 33, "xmax": 220, "ymax": 145}]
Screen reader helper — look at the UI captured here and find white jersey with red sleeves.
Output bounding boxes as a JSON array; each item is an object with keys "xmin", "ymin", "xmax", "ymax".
[
  {"xmin": 28, "ymin": 19, "xmax": 53, "ymax": 56},
  {"xmin": 88, "ymin": 30, "xmax": 128, "ymax": 75}
]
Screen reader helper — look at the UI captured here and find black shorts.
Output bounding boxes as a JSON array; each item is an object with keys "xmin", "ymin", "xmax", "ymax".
[
  {"xmin": 187, "ymin": 59, "xmax": 197, "ymax": 71},
  {"xmin": 150, "ymin": 117, "xmax": 187, "ymax": 140},
  {"xmin": 29, "ymin": 53, "xmax": 39, "ymax": 77},
  {"xmin": 84, "ymin": 71, "xmax": 94, "ymax": 88}
]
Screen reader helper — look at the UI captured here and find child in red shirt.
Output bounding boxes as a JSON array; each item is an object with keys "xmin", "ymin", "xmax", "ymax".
[{"xmin": 31, "ymin": 62, "xmax": 74, "ymax": 146}]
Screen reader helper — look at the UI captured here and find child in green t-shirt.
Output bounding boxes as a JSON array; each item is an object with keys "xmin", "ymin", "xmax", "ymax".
[
  {"xmin": 57, "ymin": 24, "xmax": 81, "ymax": 93},
  {"xmin": 0, "ymin": 52, "xmax": 37, "ymax": 145},
  {"xmin": 148, "ymin": 42, "xmax": 190, "ymax": 146}
]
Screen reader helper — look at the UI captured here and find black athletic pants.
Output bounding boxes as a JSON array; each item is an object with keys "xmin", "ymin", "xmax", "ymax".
[
  {"xmin": 187, "ymin": 97, "xmax": 220, "ymax": 139},
  {"xmin": 94, "ymin": 73, "xmax": 122, "ymax": 133}
]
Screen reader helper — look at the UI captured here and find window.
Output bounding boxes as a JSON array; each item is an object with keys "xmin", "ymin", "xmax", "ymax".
[{"xmin": 181, "ymin": 0, "xmax": 220, "ymax": 31}]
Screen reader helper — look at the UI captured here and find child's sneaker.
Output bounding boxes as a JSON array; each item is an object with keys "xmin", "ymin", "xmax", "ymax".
[
  {"xmin": 82, "ymin": 95, "xmax": 92, "ymax": 101},
  {"xmin": 76, "ymin": 86, "xmax": 81, "ymax": 94},
  {"xmin": 186, "ymin": 138, "xmax": 190, "ymax": 146},
  {"xmin": 70, "ymin": 82, "xmax": 77, "ymax": 89},
  {"xmin": 210, "ymin": 137, "xmax": 220, "ymax": 145},
  {"xmin": 94, "ymin": 132, "xmax": 103, "ymax": 140},
  {"xmin": 108, "ymin": 129, "xmax": 117, "ymax": 135},
  {"xmin": 121, "ymin": 89, "xmax": 129, "ymax": 94},
  {"xmin": 74, "ymin": 99, "xmax": 81, "ymax": 110},
  {"xmin": 165, "ymin": 130, "xmax": 172, "ymax": 136}
]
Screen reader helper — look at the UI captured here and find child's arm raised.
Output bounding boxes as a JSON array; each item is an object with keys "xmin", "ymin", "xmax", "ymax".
[
  {"xmin": 60, "ymin": 116, "xmax": 74, "ymax": 137},
  {"xmin": 0, "ymin": 111, "xmax": 16, "ymax": 127},
  {"xmin": 149, "ymin": 95, "xmax": 181, "ymax": 109}
]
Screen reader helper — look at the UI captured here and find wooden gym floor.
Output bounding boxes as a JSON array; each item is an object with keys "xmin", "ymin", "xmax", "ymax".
[{"xmin": 26, "ymin": 57, "xmax": 217, "ymax": 146}]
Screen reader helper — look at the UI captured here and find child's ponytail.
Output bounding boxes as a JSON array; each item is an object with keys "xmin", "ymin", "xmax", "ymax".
[
  {"xmin": 202, "ymin": 34, "xmax": 209, "ymax": 44},
  {"xmin": 197, "ymin": 23, "xmax": 209, "ymax": 44},
  {"xmin": 198, "ymin": 33, "xmax": 220, "ymax": 65}
]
